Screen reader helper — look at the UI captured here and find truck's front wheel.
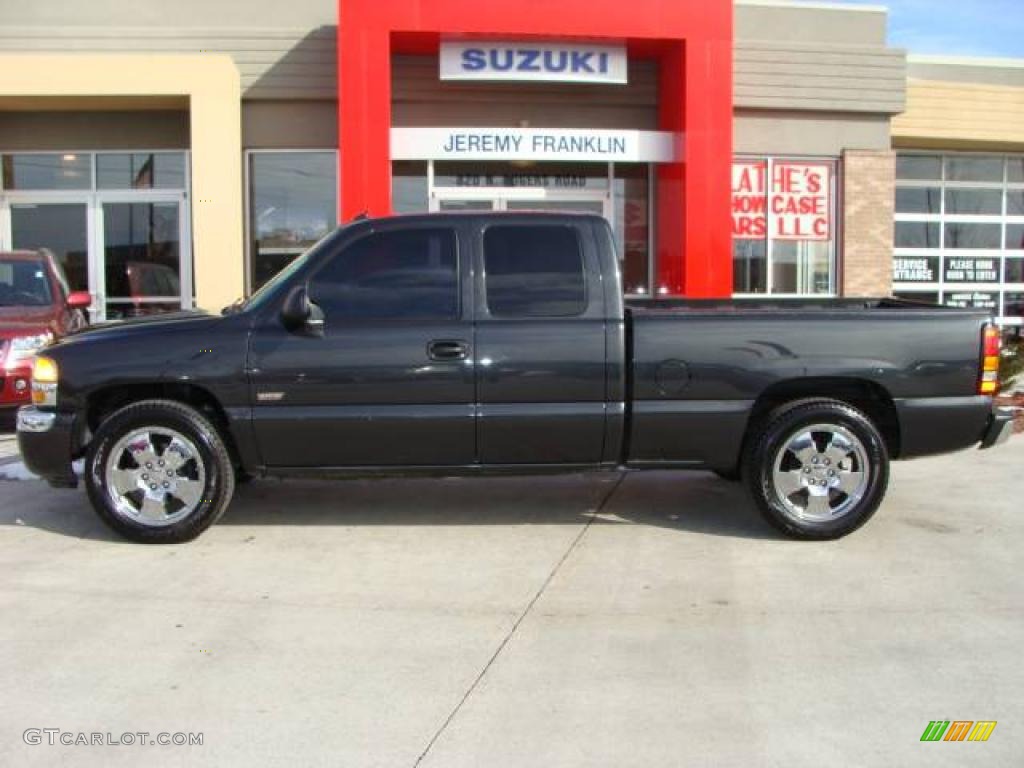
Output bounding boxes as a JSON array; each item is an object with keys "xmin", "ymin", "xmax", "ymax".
[
  {"xmin": 85, "ymin": 399, "xmax": 235, "ymax": 543},
  {"xmin": 743, "ymin": 399, "xmax": 889, "ymax": 539}
]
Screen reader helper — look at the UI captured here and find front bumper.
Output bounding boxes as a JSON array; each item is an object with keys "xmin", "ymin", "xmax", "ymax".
[
  {"xmin": 980, "ymin": 407, "xmax": 1014, "ymax": 450},
  {"xmin": 16, "ymin": 406, "xmax": 78, "ymax": 488}
]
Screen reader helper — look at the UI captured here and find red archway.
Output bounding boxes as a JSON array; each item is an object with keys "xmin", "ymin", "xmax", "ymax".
[{"xmin": 337, "ymin": 0, "xmax": 733, "ymax": 296}]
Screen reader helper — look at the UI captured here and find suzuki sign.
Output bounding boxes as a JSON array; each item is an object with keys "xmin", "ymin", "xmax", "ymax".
[{"xmin": 440, "ymin": 40, "xmax": 628, "ymax": 84}]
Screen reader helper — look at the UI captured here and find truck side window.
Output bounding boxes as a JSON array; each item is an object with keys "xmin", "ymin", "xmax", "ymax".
[
  {"xmin": 310, "ymin": 228, "xmax": 458, "ymax": 320},
  {"xmin": 483, "ymin": 225, "xmax": 586, "ymax": 317}
]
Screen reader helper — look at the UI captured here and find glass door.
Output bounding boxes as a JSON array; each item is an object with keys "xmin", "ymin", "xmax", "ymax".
[{"xmin": 98, "ymin": 197, "xmax": 190, "ymax": 320}]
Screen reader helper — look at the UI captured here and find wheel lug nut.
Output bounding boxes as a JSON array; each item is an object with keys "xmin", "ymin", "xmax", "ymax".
[
  {"xmin": 158, "ymin": 460, "xmax": 165, "ymax": 467},
  {"xmin": 150, "ymin": 484, "xmax": 158, "ymax": 491},
  {"xmin": 142, "ymin": 474, "xmax": 149, "ymax": 481},
  {"xmin": 146, "ymin": 463, "xmax": 153, "ymax": 469},
  {"xmin": 163, "ymin": 482, "xmax": 170, "ymax": 489}
]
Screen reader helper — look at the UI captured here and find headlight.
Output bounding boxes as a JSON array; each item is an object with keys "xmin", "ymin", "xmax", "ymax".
[
  {"xmin": 6, "ymin": 331, "xmax": 54, "ymax": 366},
  {"xmin": 31, "ymin": 356, "xmax": 59, "ymax": 408}
]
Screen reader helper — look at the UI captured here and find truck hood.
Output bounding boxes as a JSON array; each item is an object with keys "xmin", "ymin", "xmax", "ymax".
[
  {"xmin": 0, "ymin": 309, "xmax": 57, "ymax": 342},
  {"xmin": 0, "ymin": 305, "xmax": 57, "ymax": 339},
  {"xmin": 56, "ymin": 310, "xmax": 220, "ymax": 347}
]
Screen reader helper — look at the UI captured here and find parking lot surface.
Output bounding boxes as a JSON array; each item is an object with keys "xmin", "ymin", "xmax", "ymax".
[{"xmin": 1, "ymin": 436, "xmax": 1021, "ymax": 767}]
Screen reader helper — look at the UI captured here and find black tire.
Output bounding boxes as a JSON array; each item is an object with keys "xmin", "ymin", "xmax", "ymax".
[
  {"xmin": 712, "ymin": 468, "xmax": 741, "ymax": 482},
  {"xmin": 85, "ymin": 399, "xmax": 235, "ymax": 543},
  {"xmin": 742, "ymin": 398, "xmax": 889, "ymax": 540}
]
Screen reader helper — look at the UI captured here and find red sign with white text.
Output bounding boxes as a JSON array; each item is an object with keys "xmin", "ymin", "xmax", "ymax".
[{"xmin": 732, "ymin": 161, "xmax": 831, "ymax": 241}]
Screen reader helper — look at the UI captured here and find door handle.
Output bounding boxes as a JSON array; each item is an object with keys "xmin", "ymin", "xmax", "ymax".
[{"xmin": 428, "ymin": 340, "xmax": 469, "ymax": 361}]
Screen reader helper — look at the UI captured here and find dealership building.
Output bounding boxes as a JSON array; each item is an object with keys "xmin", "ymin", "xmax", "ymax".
[{"xmin": 0, "ymin": 0, "xmax": 1022, "ymax": 324}]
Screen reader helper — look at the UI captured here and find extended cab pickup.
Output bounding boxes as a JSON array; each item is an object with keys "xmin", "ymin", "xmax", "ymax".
[{"xmin": 17, "ymin": 213, "xmax": 1013, "ymax": 543}]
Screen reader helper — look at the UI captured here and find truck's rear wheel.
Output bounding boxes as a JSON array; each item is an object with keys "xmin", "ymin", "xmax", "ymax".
[
  {"xmin": 85, "ymin": 399, "xmax": 235, "ymax": 543},
  {"xmin": 743, "ymin": 399, "xmax": 888, "ymax": 539}
]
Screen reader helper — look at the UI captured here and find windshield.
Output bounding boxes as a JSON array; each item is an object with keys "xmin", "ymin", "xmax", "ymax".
[
  {"xmin": 0, "ymin": 258, "xmax": 53, "ymax": 307},
  {"xmin": 238, "ymin": 228, "xmax": 347, "ymax": 313}
]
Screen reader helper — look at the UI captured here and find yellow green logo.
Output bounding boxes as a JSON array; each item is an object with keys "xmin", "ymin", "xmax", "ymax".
[{"xmin": 921, "ymin": 721, "xmax": 997, "ymax": 742}]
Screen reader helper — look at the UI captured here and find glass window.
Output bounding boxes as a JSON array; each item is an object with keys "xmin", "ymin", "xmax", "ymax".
[
  {"xmin": 97, "ymin": 153, "xmax": 185, "ymax": 190},
  {"xmin": 896, "ymin": 155, "xmax": 942, "ymax": 181},
  {"xmin": 310, "ymin": 228, "xmax": 458, "ymax": 321},
  {"xmin": 483, "ymin": 225, "xmax": 585, "ymax": 317},
  {"xmin": 614, "ymin": 164, "xmax": 649, "ymax": 295},
  {"xmin": 895, "ymin": 222, "xmax": 940, "ymax": 248},
  {"xmin": 1006, "ymin": 292, "xmax": 1024, "ymax": 317},
  {"xmin": 895, "ymin": 187, "xmax": 941, "ymax": 214},
  {"xmin": 1005, "ymin": 258, "xmax": 1024, "ymax": 283},
  {"xmin": 946, "ymin": 156, "xmax": 1004, "ymax": 182},
  {"xmin": 732, "ymin": 158, "xmax": 835, "ymax": 295},
  {"xmin": 771, "ymin": 240, "xmax": 831, "ymax": 294},
  {"xmin": 893, "ymin": 290, "xmax": 939, "ymax": 305},
  {"xmin": 733, "ymin": 239, "xmax": 767, "ymax": 294},
  {"xmin": 1, "ymin": 153, "xmax": 90, "ymax": 190},
  {"xmin": 392, "ymin": 161, "xmax": 428, "ymax": 214},
  {"xmin": 1008, "ymin": 224, "xmax": 1024, "ymax": 250},
  {"xmin": 1008, "ymin": 159, "xmax": 1024, "ymax": 183},
  {"xmin": 945, "ymin": 223, "xmax": 1001, "ymax": 249},
  {"xmin": 249, "ymin": 151, "xmax": 337, "ymax": 290},
  {"xmin": 945, "ymin": 188, "xmax": 1002, "ymax": 215},
  {"xmin": 1007, "ymin": 189, "xmax": 1024, "ymax": 216}
]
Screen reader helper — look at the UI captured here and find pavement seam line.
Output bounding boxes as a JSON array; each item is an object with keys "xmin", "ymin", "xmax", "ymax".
[{"xmin": 412, "ymin": 471, "xmax": 628, "ymax": 768}]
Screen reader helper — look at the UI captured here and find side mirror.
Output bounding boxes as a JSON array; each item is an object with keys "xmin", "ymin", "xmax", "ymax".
[
  {"xmin": 67, "ymin": 291, "xmax": 92, "ymax": 310},
  {"xmin": 280, "ymin": 285, "xmax": 324, "ymax": 335}
]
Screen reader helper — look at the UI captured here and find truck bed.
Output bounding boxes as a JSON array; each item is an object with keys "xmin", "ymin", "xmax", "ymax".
[{"xmin": 623, "ymin": 298, "xmax": 993, "ymax": 469}]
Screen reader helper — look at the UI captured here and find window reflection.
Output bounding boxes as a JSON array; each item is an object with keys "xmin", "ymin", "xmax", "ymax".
[{"xmin": 249, "ymin": 151, "xmax": 337, "ymax": 290}]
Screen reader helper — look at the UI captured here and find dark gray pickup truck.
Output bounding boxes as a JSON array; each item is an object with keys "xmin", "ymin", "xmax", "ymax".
[{"xmin": 17, "ymin": 212, "xmax": 1012, "ymax": 543}]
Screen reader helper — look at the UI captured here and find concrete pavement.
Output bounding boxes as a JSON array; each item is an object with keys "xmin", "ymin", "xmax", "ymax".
[{"xmin": 0, "ymin": 437, "xmax": 1021, "ymax": 767}]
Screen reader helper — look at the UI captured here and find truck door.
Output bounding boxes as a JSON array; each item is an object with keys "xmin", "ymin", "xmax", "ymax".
[
  {"xmin": 248, "ymin": 222, "xmax": 475, "ymax": 467},
  {"xmin": 473, "ymin": 218, "xmax": 608, "ymax": 465}
]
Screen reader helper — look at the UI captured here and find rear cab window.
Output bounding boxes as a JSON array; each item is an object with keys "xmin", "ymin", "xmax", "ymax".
[{"xmin": 482, "ymin": 225, "xmax": 587, "ymax": 318}]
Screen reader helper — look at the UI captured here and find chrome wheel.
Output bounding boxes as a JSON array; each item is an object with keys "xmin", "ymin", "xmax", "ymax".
[
  {"xmin": 103, "ymin": 427, "xmax": 207, "ymax": 527},
  {"xmin": 770, "ymin": 423, "xmax": 869, "ymax": 522}
]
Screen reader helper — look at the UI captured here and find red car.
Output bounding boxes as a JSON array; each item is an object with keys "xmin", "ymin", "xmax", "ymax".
[{"xmin": 1, "ymin": 250, "xmax": 91, "ymax": 411}]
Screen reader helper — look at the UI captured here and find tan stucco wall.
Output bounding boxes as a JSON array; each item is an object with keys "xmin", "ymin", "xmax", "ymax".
[
  {"xmin": 0, "ymin": 54, "xmax": 244, "ymax": 312},
  {"xmin": 893, "ymin": 79, "xmax": 1024, "ymax": 151}
]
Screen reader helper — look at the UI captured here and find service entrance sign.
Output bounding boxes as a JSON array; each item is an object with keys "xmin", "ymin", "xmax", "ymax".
[{"xmin": 732, "ymin": 160, "xmax": 831, "ymax": 241}]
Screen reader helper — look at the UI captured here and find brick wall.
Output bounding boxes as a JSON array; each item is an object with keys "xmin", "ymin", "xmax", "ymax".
[{"xmin": 842, "ymin": 149, "xmax": 895, "ymax": 297}]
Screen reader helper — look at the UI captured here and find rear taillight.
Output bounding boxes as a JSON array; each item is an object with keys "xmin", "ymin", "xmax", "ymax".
[{"xmin": 979, "ymin": 325, "xmax": 1001, "ymax": 395}]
